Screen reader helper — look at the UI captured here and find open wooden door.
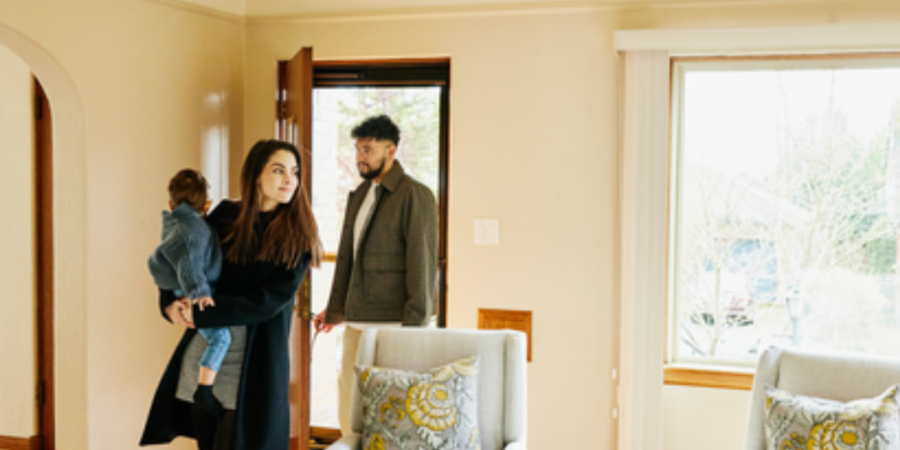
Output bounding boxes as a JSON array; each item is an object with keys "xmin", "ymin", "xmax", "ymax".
[{"xmin": 278, "ymin": 47, "xmax": 313, "ymax": 450}]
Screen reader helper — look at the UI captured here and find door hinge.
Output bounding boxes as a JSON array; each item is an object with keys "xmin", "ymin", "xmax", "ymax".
[
  {"xmin": 293, "ymin": 277, "xmax": 312, "ymax": 320},
  {"xmin": 294, "ymin": 277, "xmax": 313, "ymax": 320}
]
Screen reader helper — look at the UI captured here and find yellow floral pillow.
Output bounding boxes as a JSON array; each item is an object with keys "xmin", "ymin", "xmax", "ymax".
[
  {"xmin": 764, "ymin": 384, "xmax": 900, "ymax": 450},
  {"xmin": 355, "ymin": 357, "xmax": 480, "ymax": 450}
]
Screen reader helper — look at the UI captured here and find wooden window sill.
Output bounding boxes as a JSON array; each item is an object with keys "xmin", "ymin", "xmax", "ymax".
[{"xmin": 664, "ymin": 365, "xmax": 754, "ymax": 390}]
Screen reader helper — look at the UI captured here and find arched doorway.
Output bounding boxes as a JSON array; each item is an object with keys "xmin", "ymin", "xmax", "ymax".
[{"xmin": 0, "ymin": 22, "xmax": 87, "ymax": 450}]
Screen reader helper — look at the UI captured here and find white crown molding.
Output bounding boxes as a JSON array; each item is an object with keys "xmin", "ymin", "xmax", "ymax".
[
  {"xmin": 615, "ymin": 23, "xmax": 900, "ymax": 55},
  {"xmin": 139, "ymin": 0, "xmax": 900, "ymax": 26},
  {"xmin": 245, "ymin": 2, "xmax": 611, "ymax": 25},
  {"xmin": 137, "ymin": 0, "xmax": 247, "ymax": 24},
  {"xmin": 243, "ymin": 0, "xmax": 893, "ymax": 24}
]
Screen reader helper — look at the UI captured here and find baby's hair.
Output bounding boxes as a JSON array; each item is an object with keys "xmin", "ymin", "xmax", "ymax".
[{"xmin": 168, "ymin": 169, "xmax": 209, "ymax": 213}]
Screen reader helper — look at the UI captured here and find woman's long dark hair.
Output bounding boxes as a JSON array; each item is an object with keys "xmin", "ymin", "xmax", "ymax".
[{"xmin": 224, "ymin": 139, "xmax": 322, "ymax": 269}]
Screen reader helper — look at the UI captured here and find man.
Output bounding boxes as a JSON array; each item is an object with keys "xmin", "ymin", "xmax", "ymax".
[{"xmin": 313, "ymin": 114, "xmax": 438, "ymax": 435}]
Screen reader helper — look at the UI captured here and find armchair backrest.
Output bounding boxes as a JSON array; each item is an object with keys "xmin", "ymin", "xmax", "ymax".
[
  {"xmin": 745, "ymin": 346, "xmax": 900, "ymax": 450},
  {"xmin": 352, "ymin": 328, "xmax": 528, "ymax": 450}
]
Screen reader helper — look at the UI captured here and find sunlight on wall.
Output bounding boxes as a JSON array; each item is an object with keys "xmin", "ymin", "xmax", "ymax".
[{"xmin": 201, "ymin": 92, "xmax": 229, "ymax": 204}]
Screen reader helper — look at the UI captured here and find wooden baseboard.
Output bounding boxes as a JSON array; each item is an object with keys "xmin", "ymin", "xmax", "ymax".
[
  {"xmin": 0, "ymin": 435, "xmax": 39, "ymax": 450},
  {"xmin": 310, "ymin": 426, "xmax": 341, "ymax": 444}
]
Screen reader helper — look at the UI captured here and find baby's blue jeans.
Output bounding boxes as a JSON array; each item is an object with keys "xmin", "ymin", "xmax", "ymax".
[
  {"xmin": 198, "ymin": 327, "xmax": 231, "ymax": 372},
  {"xmin": 172, "ymin": 290, "xmax": 229, "ymax": 372}
]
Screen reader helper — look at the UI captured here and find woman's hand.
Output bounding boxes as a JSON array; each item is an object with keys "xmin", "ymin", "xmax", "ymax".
[{"xmin": 165, "ymin": 298, "xmax": 195, "ymax": 328}]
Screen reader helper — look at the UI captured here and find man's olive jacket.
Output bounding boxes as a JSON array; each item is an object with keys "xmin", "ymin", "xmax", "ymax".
[{"xmin": 324, "ymin": 162, "xmax": 437, "ymax": 326}]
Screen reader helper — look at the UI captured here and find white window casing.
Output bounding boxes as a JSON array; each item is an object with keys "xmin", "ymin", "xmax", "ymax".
[{"xmin": 615, "ymin": 22, "xmax": 900, "ymax": 450}]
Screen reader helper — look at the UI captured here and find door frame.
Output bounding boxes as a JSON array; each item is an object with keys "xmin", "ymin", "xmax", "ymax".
[
  {"xmin": 35, "ymin": 76, "xmax": 55, "ymax": 450},
  {"xmin": 277, "ymin": 55, "xmax": 451, "ymax": 449}
]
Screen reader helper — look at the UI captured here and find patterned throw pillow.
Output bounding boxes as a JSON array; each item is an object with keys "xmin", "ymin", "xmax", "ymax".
[
  {"xmin": 764, "ymin": 384, "xmax": 900, "ymax": 450},
  {"xmin": 355, "ymin": 356, "xmax": 480, "ymax": 450}
]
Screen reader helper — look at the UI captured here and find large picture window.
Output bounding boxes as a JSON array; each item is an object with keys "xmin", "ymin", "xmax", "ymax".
[{"xmin": 670, "ymin": 56, "xmax": 900, "ymax": 366}]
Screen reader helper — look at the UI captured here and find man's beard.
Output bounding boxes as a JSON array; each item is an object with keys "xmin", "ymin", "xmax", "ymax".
[{"xmin": 359, "ymin": 157, "xmax": 385, "ymax": 180}]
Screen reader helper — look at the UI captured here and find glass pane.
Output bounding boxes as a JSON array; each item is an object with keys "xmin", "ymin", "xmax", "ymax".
[
  {"xmin": 674, "ymin": 62, "xmax": 900, "ymax": 364},
  {"xmin": 309, "ymin": 87, "xmax": 441, "ymax": 427},
  {"xmin": 312, "ymin": 87, "xmax": 441, "ymax": 253},
  {"xmin": 310, "ymin": 261, "xmax": 343, "ymax": 427}
]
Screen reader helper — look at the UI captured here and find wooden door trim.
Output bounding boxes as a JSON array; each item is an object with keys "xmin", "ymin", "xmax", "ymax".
[
  {"xmin": 314, "ymin": 57, "xmax": 450, "ymax": 67},
  {"xmin": 34, "ymin": 77, "xmax": 54, "ymax": 450},
  {"xmin": 436, "ymin": 76, "xmax": 449, "ymax": 328},
  {"xmin": 0, "ymin": 435, "xmax": 40, "ymax": 450},
  {"xmin": 312, "ymin": 59, "xmax": 449, "ymax": 88}
]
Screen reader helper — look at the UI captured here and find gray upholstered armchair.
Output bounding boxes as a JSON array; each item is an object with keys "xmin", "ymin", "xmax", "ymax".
[
  {"xmin": 745, "ymin": 345, "xmax": 900, "ymax": 450},
  {"xmin": 326, "ymin": 327, "xmax": 528, "ymax": 450}
]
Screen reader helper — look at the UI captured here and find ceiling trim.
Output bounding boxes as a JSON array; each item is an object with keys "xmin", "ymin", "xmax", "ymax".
[
  {"xmin": 137, "ymin": 0, "xmax": 246, "ymax": 24},
  {"xmin": 139, "ymin": 0, "xmax": 900, "ymax": 25},
  {"xmin": 244, "ymin": 0, "xmax": 895, "ymax": 25},
  {"xmin": 245, "ymin": 2, "xmax": 614, "ymax": 24}
]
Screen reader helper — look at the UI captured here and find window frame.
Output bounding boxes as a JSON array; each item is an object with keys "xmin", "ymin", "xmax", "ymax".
[
  {"xmin": 615, "ymin": 24, "xmax": 900, "ymax": 450},
  {"xmin": 666, "ymin": 52, "xmax": 900, "ymax": 388}
]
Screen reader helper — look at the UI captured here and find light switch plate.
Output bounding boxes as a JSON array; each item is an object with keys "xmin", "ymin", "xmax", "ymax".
[{"xmin": 474, "ymin": 218, "xmax": 500, "ymax": 245}]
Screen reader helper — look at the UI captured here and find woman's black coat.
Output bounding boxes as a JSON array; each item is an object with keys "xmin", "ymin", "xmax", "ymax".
[{"xmin": 140, "ymin": 200, "xmax": 310, "ymax": 450}]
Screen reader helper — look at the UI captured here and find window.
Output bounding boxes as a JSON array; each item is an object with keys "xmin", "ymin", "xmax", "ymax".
[{"xmin": 670, "ymin": 55, "xmax": 900, "ymax": 367}]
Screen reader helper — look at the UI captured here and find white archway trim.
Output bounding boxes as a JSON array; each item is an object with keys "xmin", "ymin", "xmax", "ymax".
[
  {"xmin": 614, "ymin": 23, "xmax": 900, "ymax": 450},
  {"xmin": 0, "ymin": 22, "xmax": 88, "ymax": 450}
]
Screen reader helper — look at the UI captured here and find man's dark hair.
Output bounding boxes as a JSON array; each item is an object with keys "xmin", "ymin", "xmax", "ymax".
[
  {"xmin": 351, "ymin": 115, "xmax": 401, "ymax": 146},
  {"xmin": 168, "ymin": 169, "xmax": 209, "ymax": 213}
]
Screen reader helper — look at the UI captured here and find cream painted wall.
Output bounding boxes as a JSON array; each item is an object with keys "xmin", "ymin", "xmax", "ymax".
[
  {"xmin": 245, "ymin": 10, "xmax": 620, "ymax": 450},
  {"xmin": 2, "ymin": 1, "xmax": 900, "ymax": 449},
  {"xmin": 0, "ymin": 42, "xmax": 36, "ymax": 439},
  {"xmin": 245, "ymin": 3, "xmax": 900, "ymax": 450},
  {"xmin": 0, "ymin": 0, "xmax": 244, "ymax": 448},
  {"xmin": 664, "ymin": 386, "xmax": 751, "ymax": 449}
]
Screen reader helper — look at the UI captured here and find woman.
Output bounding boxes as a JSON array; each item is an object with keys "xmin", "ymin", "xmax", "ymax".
[{"xmin": 141, "ymin": 140, "xmax": 322, "ymax": 450}]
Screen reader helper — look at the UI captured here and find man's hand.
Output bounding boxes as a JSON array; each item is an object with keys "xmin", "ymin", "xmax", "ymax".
[
  {"xmin": 313, "ymin": 311, "xmax": 335, "ymax": 333},
  {"xmin": 195, "ymin": 296, "xmax": 215, "ymax": 311},
  {"xmin": 165, "ymin": 298, "xmax": 195, "ymax": 328}
]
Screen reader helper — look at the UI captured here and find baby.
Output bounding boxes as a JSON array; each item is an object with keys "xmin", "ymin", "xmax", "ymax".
[{"xmin": 148, "ymin": 168, "xmax": 228, "ymax": 418}]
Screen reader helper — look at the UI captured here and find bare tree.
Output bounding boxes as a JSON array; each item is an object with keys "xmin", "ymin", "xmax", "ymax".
[{"xmin": 678, "ymin": 76, "xmax": 896, "ymax": 358}]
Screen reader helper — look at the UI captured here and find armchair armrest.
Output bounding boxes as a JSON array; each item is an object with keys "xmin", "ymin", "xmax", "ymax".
[
  {"xmin": 325, "ymin": 432, "xmax": 362, "ymax": 450},
  {"xmin": 505, "ymin": 441, "xmax": 527, "ymax": 450}
]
